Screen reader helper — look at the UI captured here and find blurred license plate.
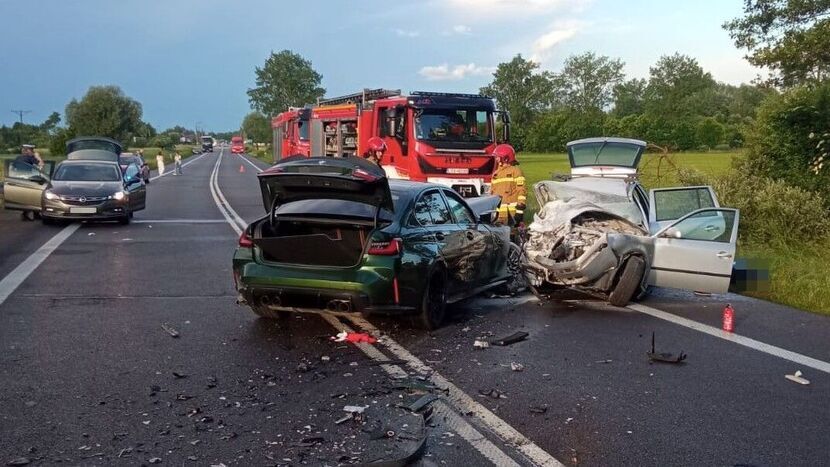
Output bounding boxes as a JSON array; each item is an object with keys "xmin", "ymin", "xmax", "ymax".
[
  {"xmin": 446, "ymin": 168, "xmax": 469, "ymax": 174},
  {"xmin": 70, "ymin": 207, "xmax": 97, "ymax": 214}
]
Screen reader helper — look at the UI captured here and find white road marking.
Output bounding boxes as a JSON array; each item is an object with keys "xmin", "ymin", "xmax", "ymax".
[
  {"xmin": 237, "ymin": 153, "xmax": 264, "ymax": 173},
  {"xmin": 132, "ymin": 219, "xmax": 228, "ymax": 224},
  {"xmin": 150, "ymin": 151, "xmax": 210, "ymax": 182},
  {"xmin": 319, "ymin": 314, "xmax": 525, "ymax": 467},
  {"xmin": 208, "ymin": 148, "xmax": 242, "ymax": 236},
  {"xmin": 628, "ymin": 303, "xmax": 830, "ymax": 374},
  {"xmin": 346, "ymin": 315, "xmax": 565, "ymax": 467},
  {"xmin": 0, "ymin": 224, "xmax": 80, "ymax": 307}
]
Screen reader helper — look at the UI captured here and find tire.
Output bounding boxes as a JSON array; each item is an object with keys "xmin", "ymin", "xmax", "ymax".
[
  {"xmin": 418, "ymin": 268, "xmax": 448, "ymax": 330},
  {"xmin": 119, "ymin": 212, "xmax": 131, "ymax": 225},
  {"xmin": 496, "ymin": 242, "xmax": 527, "ymax": 295},
  {"xmin": 608, "ymin": 256, "xmax": 645, "ymax": 307},
  {"xmin": 250, "ymin": 305, "xmax": 290, "ymax": 320}
]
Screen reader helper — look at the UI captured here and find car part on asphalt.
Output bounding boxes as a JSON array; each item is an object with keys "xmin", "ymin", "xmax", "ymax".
[
  {"xmin": 490, "ymin": 331, "xmax": 529, "ymax": 346},
  {"xmin": 332, "ymin": 331, "xmax": 378, "ymax": 344},
  {"xmin": 473, "ymin": 339, "xmax": 490, "ymax": 349},
  {"xmin": 510, "ymin": 362, "xmax": 525, "ymax": 371},
  {"xmin": 647, "ymin": 332, "xmax": 687, "ymax": 364},
  {"xmin": 785, "ymin": 370, "xmax": 810, "ymax": 385},
  {"xmin": 722, "ymin": 303, "xmax": 735, "ymax": 332}
]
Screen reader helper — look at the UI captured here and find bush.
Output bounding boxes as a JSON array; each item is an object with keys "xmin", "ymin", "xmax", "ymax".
[{"xmin": 678, "ymin": 163, "xmax": 830, "ymax": 245}]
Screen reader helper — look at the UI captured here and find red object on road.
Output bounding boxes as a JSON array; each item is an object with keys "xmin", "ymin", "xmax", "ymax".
[
  {"xmin": 332, "ymin": 331, "xmax": 377, "ymax": 344},
  {"xmin": 722, "ymin": 304, "xmax": 735, "ymax": 332},
  {"xmin": 239, "ymin": 164, "xmax": 245, "ymax": 173}
]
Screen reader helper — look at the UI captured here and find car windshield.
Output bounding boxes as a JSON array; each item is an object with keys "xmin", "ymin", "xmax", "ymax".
[
  {"xmin": 53, "ymin": 163, "xmax": 121, "ymax": 182},
  {"xmin": 414, "ymin": 109, "xmax": 492, "ymax": 143},
  {"xmin": 201, "ymin": 137, "xmax": 212, "ymax": 142},
  {"xmin": 297, "ymin": 120, "xmax": 309, "ymax": 140},
  {"xmin": 569, "ymin": 141, "xmax": 643, "ymax": 168}
]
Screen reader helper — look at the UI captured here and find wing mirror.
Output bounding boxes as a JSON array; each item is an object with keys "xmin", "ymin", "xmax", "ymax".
[
  {"xmin": 30, "ymin": 175, "xmax": 47, "ymax": 184},
  {"xmin": 663, "ymin": 227, "xmax": 682, "ymax": 239},
  {"xmin": 478, "ymin": 210, "xmax": 496, "ymax": 224}
]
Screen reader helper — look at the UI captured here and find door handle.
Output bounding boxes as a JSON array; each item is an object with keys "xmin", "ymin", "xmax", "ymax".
[
  {"xmin": 704, "ymin": 225, "xmax": 719, "ymax": 232},
  {"xmin": 434, "ymin": 232, "xmax": 445, "ymax": 241},
  {"xmin": 466, "ymin": 230, "xmax": 475, "ymax": 241},
  {"xmin": 716, "ymin": 251, "xmax": 732, "ymax": 259}
]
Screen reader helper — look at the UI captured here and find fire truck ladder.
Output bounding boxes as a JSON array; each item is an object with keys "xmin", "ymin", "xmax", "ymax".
[{"xmin": 318, "ymin": 88, "xmax": 401, "ymax": 106}]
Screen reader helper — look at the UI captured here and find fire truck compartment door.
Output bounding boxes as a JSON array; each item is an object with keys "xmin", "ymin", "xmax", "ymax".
[{"xmin": 310, "ymin": 120, "xmax": 324, "ymax": 156}]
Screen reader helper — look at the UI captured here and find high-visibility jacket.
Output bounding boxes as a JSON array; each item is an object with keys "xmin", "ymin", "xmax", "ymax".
[{"xmin": 491, "ymin": 164, "xmax": 527, "ymax": 224}]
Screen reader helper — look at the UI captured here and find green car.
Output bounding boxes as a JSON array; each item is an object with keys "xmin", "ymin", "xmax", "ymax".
[{"xmin": 233, "ymin": 156, "xmax": 522, "ymax": 329}]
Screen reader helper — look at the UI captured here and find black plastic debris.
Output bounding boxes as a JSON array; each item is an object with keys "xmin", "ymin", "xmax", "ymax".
[
  {"xmin": 6, "ymin": 458, "xmax": 31, "ymax": 466},
  {"xmin": 161, "ymin": 323, "xmax": 179, "ymax": 338},
  {"xmin": 647, "ymin": 332, "xmax": 687, "ymax": 364},
  {"xmin": 490, "ymin": 331, "xmax": 529, "ymax": 346},
  {"xmin": 407, "ymin": 394, "xmax": 440, "ymax": 413},
  {"xmin": 294, "ymin": 436, "xmax": 325, "ymax": 447},
  {"xmin": 529, "ymin": 406, "xmax": 548, "ymax": 414}
]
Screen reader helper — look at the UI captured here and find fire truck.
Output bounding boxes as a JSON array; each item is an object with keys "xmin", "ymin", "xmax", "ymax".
[{"xmin": 272, "ymin": 89, "xmax": 511, "ymax": 197}]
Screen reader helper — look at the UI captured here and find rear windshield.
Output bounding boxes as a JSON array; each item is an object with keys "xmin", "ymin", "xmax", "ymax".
[
  {"xmin": 569, "ymin": 142, "xmax": 643, "ymax": 168},
  {"xmin": 54, "ymin": 163, "xmax": 121, "ymax": 182},
  {"xmin": 275, "ymin": 198, "xmax": 396, "ymax": 221}
]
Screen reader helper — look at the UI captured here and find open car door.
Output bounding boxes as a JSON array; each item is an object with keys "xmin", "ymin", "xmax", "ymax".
[
  {"xmin": 648, "ymin": 207, "xmax": 739, "ymax": 294},
  {"xmin": 2, "ymin": 159, "xmax": 55, "ymax": 211},
  {"xmin": 647, "ymin": 186, "xmax": 720, "ymax": 233}
]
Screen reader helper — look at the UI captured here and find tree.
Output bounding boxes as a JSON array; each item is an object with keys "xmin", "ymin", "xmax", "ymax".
[
  {"xmin": 66, "ymin": 85, "xmax": 143, "ymax": 144},
  {"xmin": 559, "ymin": 52, "xmax": 625, "ymax": 112},
  {"xmin": 247, "ymin": 50, "xmax": 325, "ymax": 116},
  {"xmin": 39, "ymin": 112, "xmax": 61, "ymax": 135},
  {"xmin": 645, "ymin": 53, "xmax": 716, "ymax": 119},
  {"xmin": 697, "ymin": 117, "xmax": 724, "ymax": 148},
  {"xmin": 612, "ymin": 78, "xmax": 647, "ymax": 117},
  {"xmin": 242, "ymin": 112, "xmax": 271, "ymax": 143},
  {"xmin": 724, "ymin": 0, "xmax": 830, "ymax": 86}
]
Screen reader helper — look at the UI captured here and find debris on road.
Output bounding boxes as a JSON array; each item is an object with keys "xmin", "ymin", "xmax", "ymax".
[
  {"xmin": 722, "ymin": 304, "xmax": 735, "ymax": 332},
  {"xmin": 161, "ymin": 323, "xmax": 180, "ymax": 338},
  {"xmin": 172, "ymin": 371, "xmax": 188, "ymax": 379},
  {"xmin": 148, "ymin": 457, "xmax": 162, "ymax": 464},
  {"xmin": 478, "ymin": 388, "xmax": 506, "ymax": 399},
  {"xmin": 647, "ymin": 332, "xmax": 686, "ymax": 364},
  {"xmin": 510, "ymin": 362, "xmax": 525, "ymax": 372},
  {"xmin": 529, "ymin": 406, "xmax": 548, "ymax": 414},
  {"xmin": 595, "ymin": 359, "xmax": 613, "ymax": 364},
  {"xmin": 490, "ymin": 331, "xmax": 529, "ymax": 346},
  {"xmin": 473, "ymin": 339, "xmax": 490, "ymax": 349},
  {"xmin": 406, "ymin": 394, "xmax": 440, "ymax": 413},
  {"xmin": 6, "ymin": 458, "xmax": 31, "ymax": 466},
  {"xmin": 332, "ymin": 331, "xmax": 377, "ymax": 344},
  {"xmin": 785, "ymin": 370, "xmax": 811, "ymax": 385},
  {"xmin": 87, "ymin": 232, "xmax": 95, "ymax": 236}
]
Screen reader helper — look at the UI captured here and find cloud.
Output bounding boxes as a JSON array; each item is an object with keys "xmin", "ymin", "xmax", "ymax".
[
  {"xmin": 393, "ymin": 28, "xmax": 420, "ymax": 38},
  {"xmin": 452, "ymin": 24, "xmax": 472, "ymax": 35},
  {"xmin": 442, "ymin": 0, "xmax": 591, "ymax": 18},
  {"xmin": 530, "ymin": 20, "xmax": 584, "ymax": 63},
  {"xmin": 418, "ymin": 63, "xmax": 496, "ymax": 81}
]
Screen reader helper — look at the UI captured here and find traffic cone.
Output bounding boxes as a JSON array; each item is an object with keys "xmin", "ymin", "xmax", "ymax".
[
  {"xmin": 239, "ymin": 164, "xmax": 245, "ymax": 173},
  {"xmin": 722, "ymin": 304, "xmax": 734, "ymax": 332}
]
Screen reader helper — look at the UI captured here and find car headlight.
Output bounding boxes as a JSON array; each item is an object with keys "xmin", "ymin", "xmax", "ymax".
[
  {"xmin": 44, "ymin": 191, "xmax": 59, "ymax": 200},
  {"xmin": 112, "ymin": 191, "xmax": 126, "ymax": 200}
]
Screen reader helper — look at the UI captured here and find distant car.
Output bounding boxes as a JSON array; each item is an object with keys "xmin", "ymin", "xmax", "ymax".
[
  {"xmin": 201, "ymin": 136, "xmax": 215, "ymax": 153},
  {"xmin": 524, "ymin": 137, "xmax": 740, "ymax": 306},
  {"xmin": 233, "ymin": 156, "xmax": 522, "ymax": 329},
  {"xmin": 2, "ymin": 137, "xmax": 147, "ymax": 225},
  {"xmin": 119, "ymin": 153, "xmax": 151, "ymax": 183}
]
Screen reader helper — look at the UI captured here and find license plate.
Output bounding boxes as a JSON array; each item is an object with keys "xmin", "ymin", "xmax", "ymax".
[
  {"xmin": 69, "ymin": 207, "xmax": 97, "ymax": 214},
  {"xmin": 446, "ymin": 168, "xmax": 469, "ymax": 174}
]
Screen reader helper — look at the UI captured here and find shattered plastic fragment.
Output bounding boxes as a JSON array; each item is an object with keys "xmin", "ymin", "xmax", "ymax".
[
  {"xmin": 490, "ymin": 331, "xmax": 529, "ymax": 346},
  {"xmin": 510, "ymin": 362, "xmax": 525, "ymax": 372},
  {"xmin": 161, "ymin": 323, "xmax": 179, "ymax": 338},
  {"xmin": 331, "ymin": 331, "xmax": 377, "ymax": 344},
  {"xmin": 646, "ymin": 332, "xmax": 686, "ymax": 364},
  {"xmin": 785, "ymin": 370, "xmax": 810, "ymax": 385},
  {"xmin": 473, "ymin": 340, "xmax": 489, "ymax": 349}
]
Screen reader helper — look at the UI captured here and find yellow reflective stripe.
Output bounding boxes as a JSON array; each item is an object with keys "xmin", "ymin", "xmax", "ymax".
[
  {"xmin": 491, "ymin": 178, "xmax": 516, "ymax": 184},
  {"xmin": 517, "ymin": 195, "xmax": 527, "ymax": 201}
]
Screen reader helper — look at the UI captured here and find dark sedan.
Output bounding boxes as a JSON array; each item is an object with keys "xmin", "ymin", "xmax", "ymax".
[{"xmin": 233, "ymin": 156, "xmax": 522, "ymax": 329}]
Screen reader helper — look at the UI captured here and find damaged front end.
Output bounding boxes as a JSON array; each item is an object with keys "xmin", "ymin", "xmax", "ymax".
[{"xmin": 524, "ymin": 198, "xmax": 652, "ymax": 299}]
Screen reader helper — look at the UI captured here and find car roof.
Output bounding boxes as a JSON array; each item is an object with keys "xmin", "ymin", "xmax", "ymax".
[{"xmin": 389, "ymin": 179, "xmax": 449, "ymax": 194}]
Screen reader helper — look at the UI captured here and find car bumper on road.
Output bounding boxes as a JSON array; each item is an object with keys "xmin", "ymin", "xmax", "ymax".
[{"xmin": 42, "ymin": 197, "xmax": 129, "ymax": 220}]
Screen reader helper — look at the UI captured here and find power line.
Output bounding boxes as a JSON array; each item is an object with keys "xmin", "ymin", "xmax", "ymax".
[{"xmin": 10, "ymin": 110, "xmax": 32, "ymax": 124}]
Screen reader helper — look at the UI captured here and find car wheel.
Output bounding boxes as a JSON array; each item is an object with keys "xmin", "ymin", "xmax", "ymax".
[
  {"xmin": 496, "ymin": 242, "xmax": 527, "ymax": 295},
  {"xmin": 250, "ymin": 305, "xmax": 291, "ymax": 320},
  {"xmin": 608, "ymin": 256, "xmax": 645, "ymax": 307},
  {"xmin": 119, "ymin": 213, "xmax": 131, "ymax": 225},
  {"xmin": 418, "ymin": 267, "xmax": 448, "ymax": 330}
]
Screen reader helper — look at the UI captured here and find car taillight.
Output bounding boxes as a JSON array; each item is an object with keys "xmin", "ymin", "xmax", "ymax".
[
  {"xmin": 353, "ymin": 168, "xmax": 379, "ymax": 182},
  {"xmin": 238, "ymin": 228, "xmax": 254, "ymax": 248},
  {"xmin": 368, "ymin": 238, "xmax": 401, "ymax": 256}
]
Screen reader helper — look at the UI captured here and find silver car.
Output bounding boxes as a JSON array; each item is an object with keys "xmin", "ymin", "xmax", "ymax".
[{"xmin": 524, "ymin": 137, "xmax": 740, "ymax": 306}]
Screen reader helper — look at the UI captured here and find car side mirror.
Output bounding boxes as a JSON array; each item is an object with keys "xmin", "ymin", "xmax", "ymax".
[
  {"xmin": 30, "ymin": 175, "xmax": 47, "ymax": 185},
  {"xmin": 663, "ymin": 227, "xmax": 682, "ymax": 239},
  {"xmin": 478, "ymin": 211, "xmax": 496, "ymax": 224}
]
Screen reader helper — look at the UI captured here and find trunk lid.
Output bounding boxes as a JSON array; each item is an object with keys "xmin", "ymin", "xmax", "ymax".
[
  {"xmin": 567, "ymin": 137, "xmax": 646, "ymax": 178},
  {"xmin": 257, "ymin": 156, "xmax": 394, "ymax": 213}
]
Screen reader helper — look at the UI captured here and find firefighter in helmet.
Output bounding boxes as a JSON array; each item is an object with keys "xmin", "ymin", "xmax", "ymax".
[
  {"xmin": 364, "ymin": 137, "xmax": 386, "ymax": 165},
  {"xmin": 490, "ymin": 144, "xmax": 526, "ymax": 226}
]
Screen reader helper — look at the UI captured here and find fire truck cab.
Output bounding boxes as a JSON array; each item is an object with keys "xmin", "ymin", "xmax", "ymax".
[{"xmin": 272, "ymin": 89, "xmax": 511, "ymax": 197}]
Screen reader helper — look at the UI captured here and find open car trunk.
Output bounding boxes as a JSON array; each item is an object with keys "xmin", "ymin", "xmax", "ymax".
[{"xmin": 253, "ymin": 217, "xmax": 372, "ymax": 267}]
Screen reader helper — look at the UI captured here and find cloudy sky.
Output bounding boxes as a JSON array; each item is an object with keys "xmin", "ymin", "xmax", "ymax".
[{"xmin": 1, "ymin": 0, "xmax": 757, "ymax": 131}]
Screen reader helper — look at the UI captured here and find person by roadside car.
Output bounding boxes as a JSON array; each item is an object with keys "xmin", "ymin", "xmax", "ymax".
[
  {"xmin": 13, "ymin": 144, "xmax": 45, "ymax": 220},
  {"xmin": 490, "ymin": 144, "xmax": 526, "ymax": 226},
  {"xmin": 174, "ymin": 151, "xmax": 182, "ymax": 175},
  {"xmin": 364, "ymin": 137, "xmax": 386, "ymax": 165},
  {"xmin": 156, "ymin": 151, "xmax": 166, "ymax": 176}
]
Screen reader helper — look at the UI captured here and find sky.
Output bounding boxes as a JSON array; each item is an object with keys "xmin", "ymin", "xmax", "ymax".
[{"xmin": 0, "ymin": 0, "xmax": 758, "ymax": 132}]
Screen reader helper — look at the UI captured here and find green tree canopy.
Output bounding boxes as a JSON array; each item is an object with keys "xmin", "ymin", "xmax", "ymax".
[
  {"xmin": 242, "ymin": 112, "xmax": 271, "ymax": 143},
  {"xmin": 247, "ymin": 50, "xmax": 325, "ymax": 116},
  {"xmin": 66, "ymin": 85, "xmax": 143, "ymax": 145},
  {"xmin": 480, "ymin": 54, "xmax": 557, "ymax": 127},
  {"xmin": 724, "ymin": 0, "xmax": 830, "ymax": 86},
  {"xmin": 559, "ymin": 52, "xmax": 625, "ymax": 112},
  {"xmin": 612, "ymin": 78, "xmax": 647, "ymax": 117},
  {"xmin": 645, "ymin": 54, "xmax": 716, "ymax": 119}
]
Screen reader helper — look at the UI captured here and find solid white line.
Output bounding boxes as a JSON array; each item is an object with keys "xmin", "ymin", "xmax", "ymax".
[
  {"xmin": 628, "ymin": 303, "xmax": 830, "ymax": 374},
  {"xmin": 0, "ymin": 224, "xmax": 80, "ymax": 307},
  {"xmin": 319, "ymin": 314, "xmax": 524, "ymax": 467},
  {"xmin": 132, "ymin": 219, "xmax": 228, "ymax": 224},
  {"xmin": 150, "ymin": 151, "xmax": 210, "ymax": 182},
  {"xmin": 208, "ymin": 148, "xmax": 242, "ymax": 236},
  {"xmin": 237, "ymin": 153, "xmax": 264, "ymax": 173},
  {"xmin": 211, "ymin": 149, "xmax": 248, "ymax": 230},
  {"xmin": 346, "ymin": 315, "xmax": 565, "ymax": 467}
]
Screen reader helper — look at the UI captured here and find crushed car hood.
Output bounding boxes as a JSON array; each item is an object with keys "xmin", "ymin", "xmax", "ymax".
[{"xmin": 534, "ymin": 179, "xmax": 645, "ymax": 227}]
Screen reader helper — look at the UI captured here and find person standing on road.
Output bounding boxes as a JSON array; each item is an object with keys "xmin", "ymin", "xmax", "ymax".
[
  {"xmin": 14, "ymin": 144, "xmax": 45, "ymax": 221},
  {"xmin": 490, "ymin": 144, "xmax": 526, "ymax": 226},
  {"xmin": 174, "ymin": 151, "xmax": 182, "ymax": 176},
  {"xmin": 156, "ymin": 150, "xmax": 166, "ymax": 176}
]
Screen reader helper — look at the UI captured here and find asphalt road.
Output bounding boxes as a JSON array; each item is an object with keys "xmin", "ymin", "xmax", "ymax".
[{"xmin": 1, "ymin": 149, "xmax": 828, "ymax": 466}]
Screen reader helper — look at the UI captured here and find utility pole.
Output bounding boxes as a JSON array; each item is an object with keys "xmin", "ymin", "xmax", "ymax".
[{"xmin": 10, "ymin": 110, "xmax": 32, "ymax": 124}]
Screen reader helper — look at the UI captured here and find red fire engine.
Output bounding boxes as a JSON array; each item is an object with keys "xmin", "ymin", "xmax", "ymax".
[
  {"xmin": 272, "ymin": 89, "xmax": 511, "ymax": 197},
  {"xmin": 230, "ymin": 135, "xmax": 245, "ymax": 154}
]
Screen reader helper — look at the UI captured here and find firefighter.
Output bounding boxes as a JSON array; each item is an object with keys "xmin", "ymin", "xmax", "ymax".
[
  {"xmin": 490, "ymin": 144, "xmax": 526, "ymax": 226},
  {"xmin": 364, "ymin": 136, "xmax": 386, "ymax": 165}
]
